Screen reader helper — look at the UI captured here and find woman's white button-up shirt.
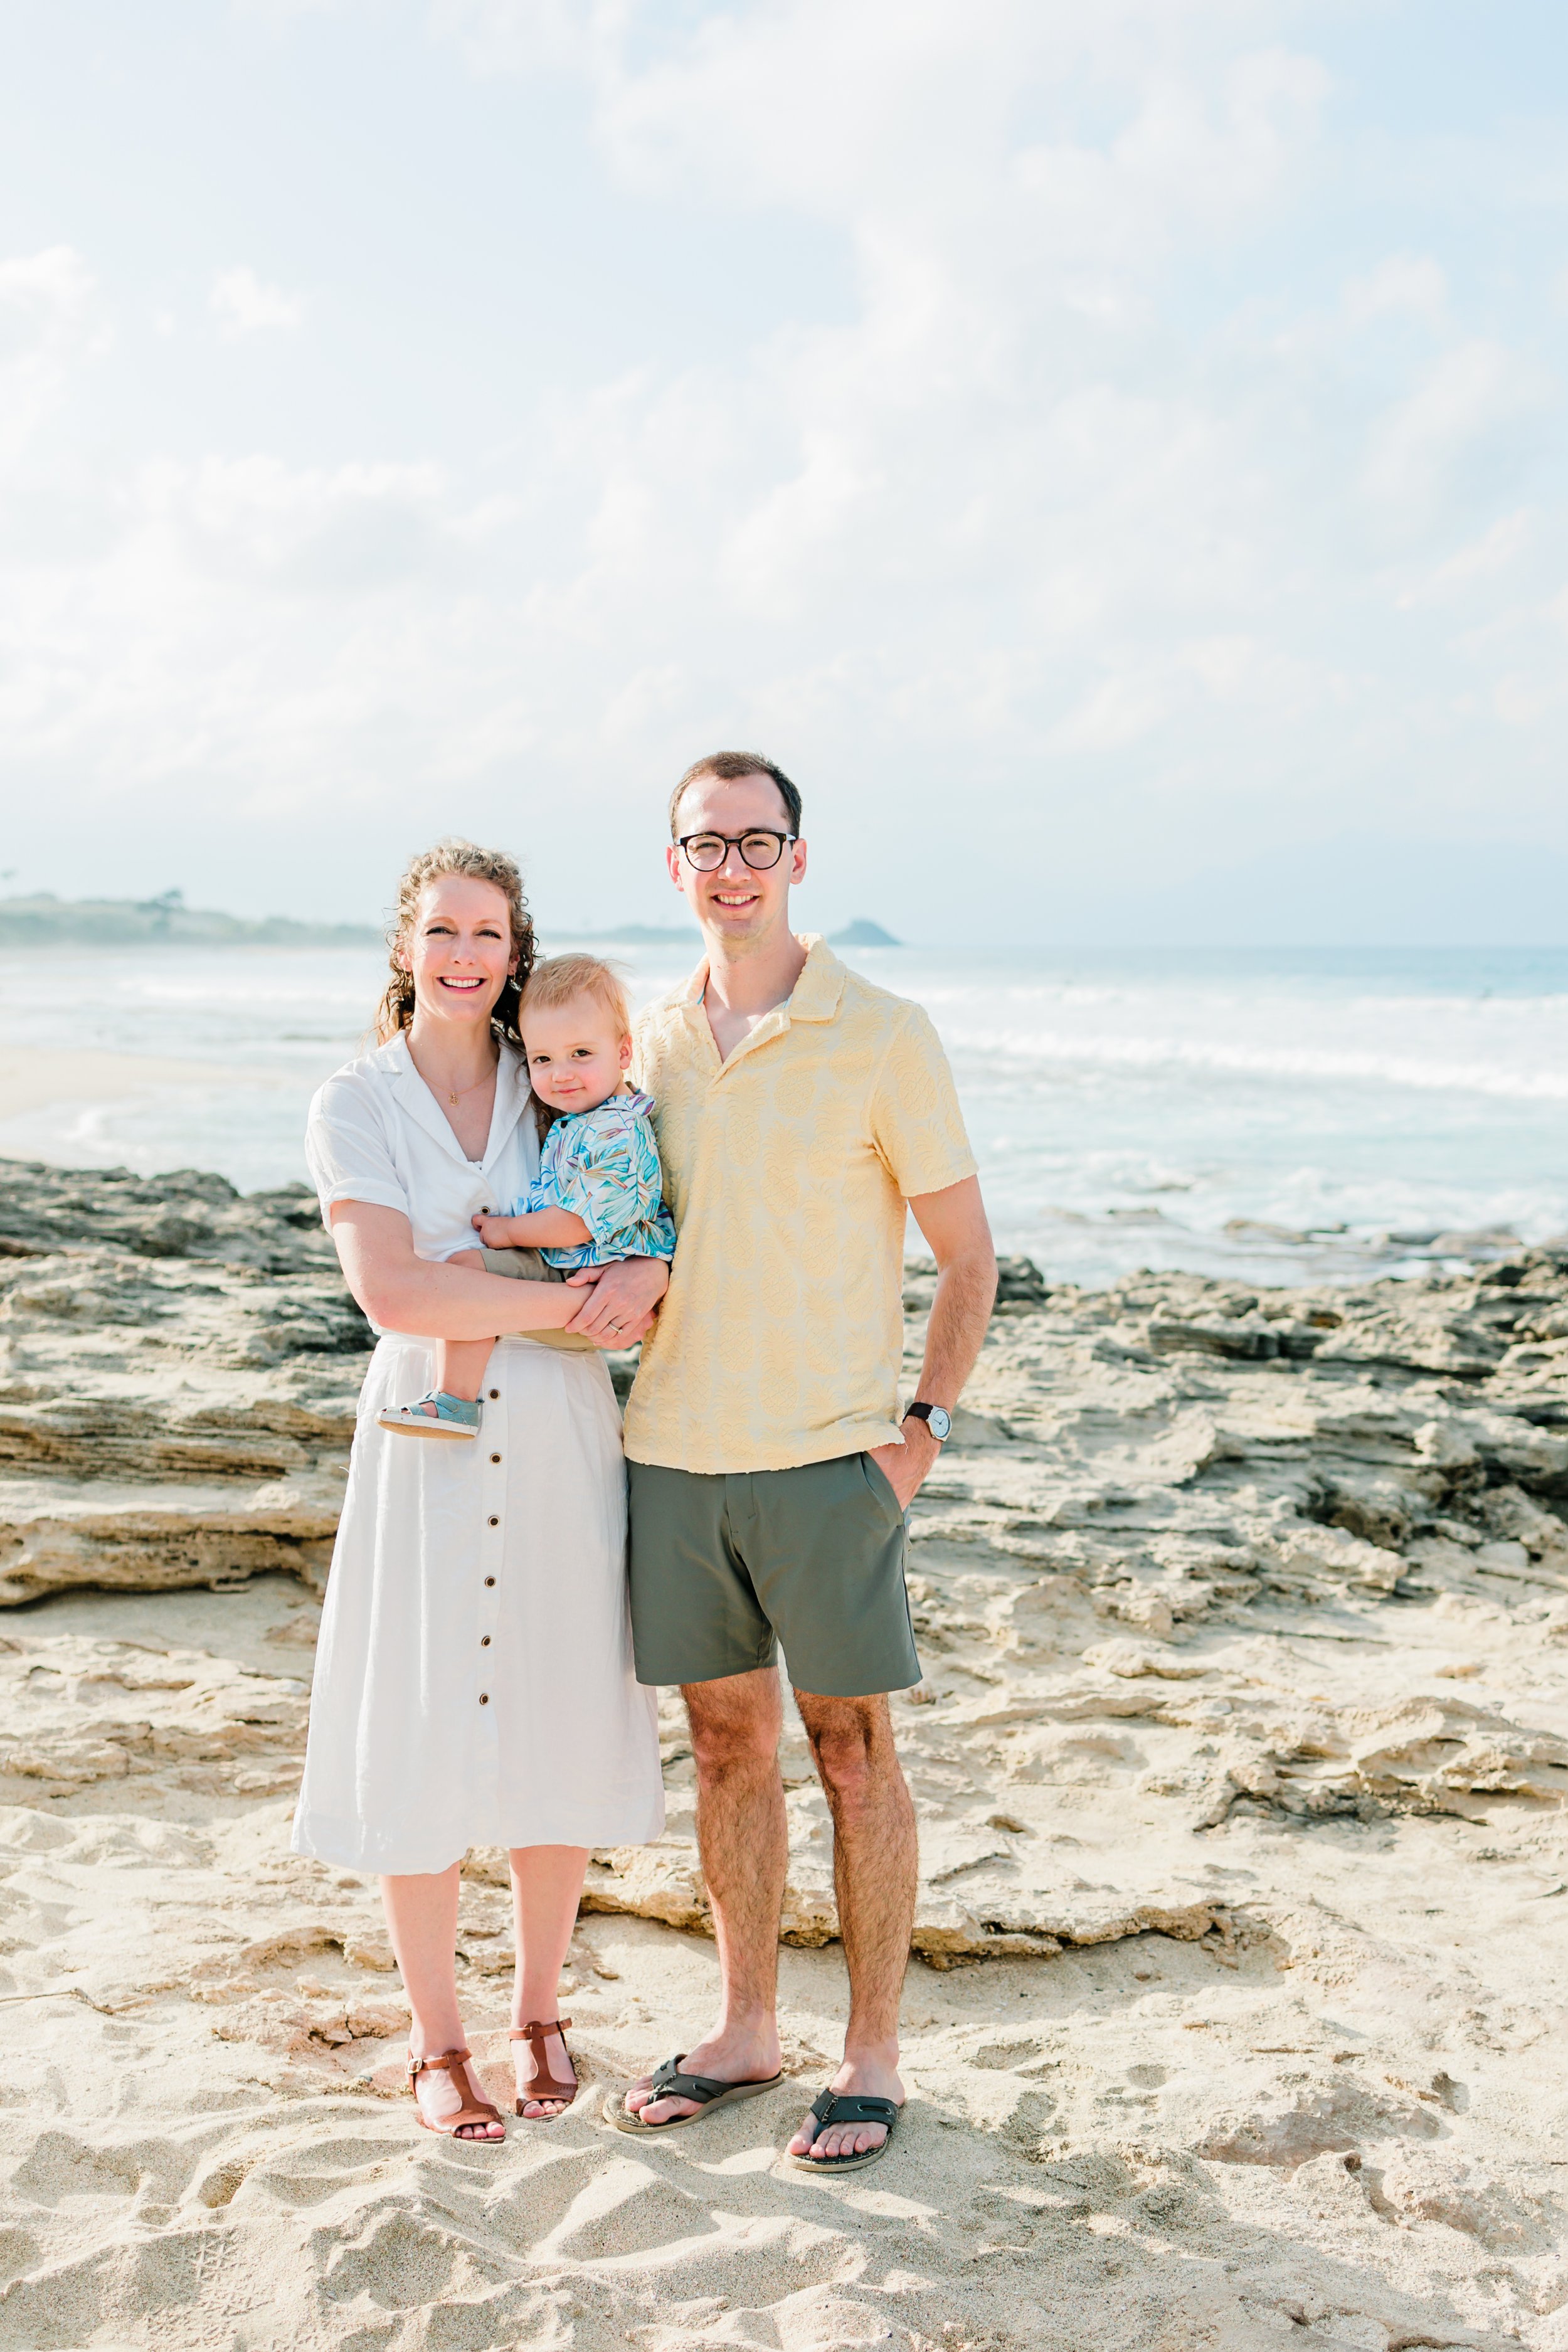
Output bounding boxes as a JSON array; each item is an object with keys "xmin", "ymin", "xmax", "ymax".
[{"xmin": 304, "ymin": 1031, "xmax": 539, "ymax": 1308}]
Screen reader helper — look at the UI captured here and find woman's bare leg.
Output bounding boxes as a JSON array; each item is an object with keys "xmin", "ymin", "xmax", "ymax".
[
  {"xmin": 509, "ymin": 1844, "xmax": 589, "ymax": 2117},
  {"xmin": 381, "ymin": 1865, "xmax": 503, "ymax": 2139}
]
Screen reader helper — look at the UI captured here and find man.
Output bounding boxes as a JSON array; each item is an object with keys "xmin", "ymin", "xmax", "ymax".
[{"xmin": 612, "ymin": 750, "xmax": 997, "ymax": 2170}]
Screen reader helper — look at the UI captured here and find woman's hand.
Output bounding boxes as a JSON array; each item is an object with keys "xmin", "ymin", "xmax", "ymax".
[{"xmin": 563, "ymin": 1256, "xmax": 669, "ymax": 1347}]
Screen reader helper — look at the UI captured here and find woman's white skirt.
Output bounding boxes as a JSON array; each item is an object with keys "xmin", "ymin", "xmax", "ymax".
[{"xmin": 292, "ymin": 1333, "xmax": 665, "ymax": 1875}]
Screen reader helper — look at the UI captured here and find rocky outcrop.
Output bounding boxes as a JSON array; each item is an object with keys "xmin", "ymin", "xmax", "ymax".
[
  {"xmin": 4, "ymin": 1157, "xmax": 1567, "ymax": 1964},
  {"xmin": 0, "ymin": 1158, "xmax": 364, "ymax": 1604},
  {"xmin": 5, "ymin": 1162, "xmax": 1568, "ymax": 2349}
]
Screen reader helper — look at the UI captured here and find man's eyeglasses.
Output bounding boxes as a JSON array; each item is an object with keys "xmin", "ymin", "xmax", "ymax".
[{"xmin": 677, "ymin": 830, "xmax": 796, "ymax": 873}]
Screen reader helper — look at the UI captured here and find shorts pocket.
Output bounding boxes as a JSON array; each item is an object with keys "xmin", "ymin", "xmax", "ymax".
[{"xmin": 859, "ymin": 1451, "xmax": 906, "ymax": 1523}]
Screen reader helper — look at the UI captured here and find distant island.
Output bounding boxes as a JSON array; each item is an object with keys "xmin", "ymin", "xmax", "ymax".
[
  {"xmin": 0, "ymin": 891, "xmax": 382, "ymax": 949},
  {"xmin": 829, "ymin": 918, "xmax": 901, "ymax": 946},
  {"xmin": 0, "ymin": 893, "xmax": 904, "ymax": 954}
]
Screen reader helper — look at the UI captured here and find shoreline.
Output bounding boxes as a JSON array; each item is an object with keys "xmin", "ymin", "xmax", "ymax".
[
  {"xmin": 0, "ymin": 1043, "xmax": 236, "ymax": 1121},
  {"xmin": 1, "ymin": 935, "xmax": 1564, "ymax": 1280}
]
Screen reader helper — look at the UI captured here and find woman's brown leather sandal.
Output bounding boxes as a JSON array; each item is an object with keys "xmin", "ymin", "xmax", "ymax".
[
  {"xmin": 511, "ymin": 2016, "xmax": 579, "ymax": 2118},
  {"xmin": 407, "ymin": 2047, "xmax": 506, "ymax": 2139}
]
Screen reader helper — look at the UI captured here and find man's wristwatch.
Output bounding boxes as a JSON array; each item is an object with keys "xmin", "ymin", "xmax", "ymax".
[{"xmin": 903, "ymin": 1401, "xmax": 952, "ymax": 1444}]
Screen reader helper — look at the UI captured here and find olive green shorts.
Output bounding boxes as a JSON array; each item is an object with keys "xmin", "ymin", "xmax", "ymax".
[{"xmin": 626, "ymin": 1453, "xmax": 921, "ymax": 1697}]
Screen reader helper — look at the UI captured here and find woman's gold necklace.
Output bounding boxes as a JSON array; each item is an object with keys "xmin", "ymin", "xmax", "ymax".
[{"xmin": 444, "ymin": 1070, "xmax": 494, "ymax": 1108}]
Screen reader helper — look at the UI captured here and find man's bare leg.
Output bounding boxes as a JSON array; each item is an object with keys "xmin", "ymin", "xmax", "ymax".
[
  {"xmin": 787, "ymin": 1692, "xmax": 916, "ymax": 2161},
  {"xmin": 623, "ymin": 1666, "xmax": 787, "ymax": 2123}
]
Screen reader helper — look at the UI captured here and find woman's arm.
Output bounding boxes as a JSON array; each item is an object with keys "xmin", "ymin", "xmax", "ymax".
[{"xmin": 331, "ymin": 1201, "xmax": 589, "ymax": 1338}]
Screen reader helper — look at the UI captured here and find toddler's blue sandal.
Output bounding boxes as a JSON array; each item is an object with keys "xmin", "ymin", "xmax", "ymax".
[
  {"xmin": 377, "ymin": 1392, "xmax": 482, "ymax": 1439},
  {"xmin": 787, "ymin": 2089, "xmax": 902, "ymax": 2173}
]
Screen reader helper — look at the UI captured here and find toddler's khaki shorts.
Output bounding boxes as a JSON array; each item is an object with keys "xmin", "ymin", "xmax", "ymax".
[
  {"xmin": 626, "ymin": 1453, "xmax": 921, "ymax": 1698},
  {"xmin": 479, "ymin": 1245, "xmax": 598, "ymax": 1352}
]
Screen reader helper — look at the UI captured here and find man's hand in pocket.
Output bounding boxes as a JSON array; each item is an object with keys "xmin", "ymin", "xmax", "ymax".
[{"xmin": 867, "ymin": 1421, "xmax": 940, "ymax": 1512}]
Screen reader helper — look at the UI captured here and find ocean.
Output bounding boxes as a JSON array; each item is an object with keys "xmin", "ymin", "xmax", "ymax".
[{"xmin": 1, "ymin": 939, "xmax": 1562, "ymax": 1290}]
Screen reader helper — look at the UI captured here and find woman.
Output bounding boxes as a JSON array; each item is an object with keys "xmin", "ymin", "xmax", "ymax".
[{"xmin": 294, "ymin": 839, "xmax": 668, "ymax": 2139}]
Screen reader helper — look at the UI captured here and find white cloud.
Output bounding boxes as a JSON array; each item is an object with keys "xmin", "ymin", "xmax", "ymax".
[
  {"xmin": 1398, "ymin": 510, "xmax": 1532, "ymax": 607},
  {"xmin": 0, "ymin": 246, "xmax": 103, "ymax": 464},
  {"xmin": 1362, "ymin": 340, "xmax": 1551, "ymax": 510},
  {"xmin": 0, "ymin": 450, "xmax": 457, "ymax": 798},
  {"xmin": 0, "ymin": 6, "xmax": 1564, "ymax": 930},
  {"xmin": 0, "ymin": 243, "xmax": 96, "ymax": 356},
  {"xmin": 1343, "ymin": 253, "xmax": 1448, "ymax": 326},
  {"xmin": 233, "ymin": 0, "xmax": 351, "ymax": 15},
  {"xmin": 431, "ymin": 0, "xmax": 608, "ymax": 75},
  {"xmin": 209, "ymin": 267, "xmax": 305, "ymax": 338}
]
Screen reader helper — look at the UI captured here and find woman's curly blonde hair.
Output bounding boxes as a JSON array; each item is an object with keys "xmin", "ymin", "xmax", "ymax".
[{"xmin": 374, "ymin": 839, "xmax": 536, "ymax": 1047}]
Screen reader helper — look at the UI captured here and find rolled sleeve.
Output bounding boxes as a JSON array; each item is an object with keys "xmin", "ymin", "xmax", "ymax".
[
  {"xmin": 867, "ymin": 1005, "xmax": 978, "ymax": 1200},
  {"xmin": 550, "ymin": 1130, "xmax": 621, "ymax": 1246},
  {"xmin": 305, "ymin": 1073, "xmax": 411, "ymax": 1231}
]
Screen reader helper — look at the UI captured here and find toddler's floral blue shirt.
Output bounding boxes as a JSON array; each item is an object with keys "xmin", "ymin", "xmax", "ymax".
[{"xmin": 518, "ymin": 1088, "xmax": 677, "ymax": 1271}]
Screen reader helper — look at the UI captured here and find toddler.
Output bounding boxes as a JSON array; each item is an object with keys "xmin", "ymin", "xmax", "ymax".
[{"xmin": 378, "ymin": 954, "xmax": 675, "ymax": 1439}]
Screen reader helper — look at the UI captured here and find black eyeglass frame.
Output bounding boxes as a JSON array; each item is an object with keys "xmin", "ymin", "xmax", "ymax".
[{"xmin": 676, "ymin": 829, "xmax": 798, "ymax": 872}]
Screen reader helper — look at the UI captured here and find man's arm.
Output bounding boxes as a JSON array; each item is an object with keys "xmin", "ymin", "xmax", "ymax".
[
  {"xmin": 867, "ymin": 1173, "xmax": 997, "ymax": 1510},
  {"xmin": 561, "ymin": 1253, "xmax": 669, "ymax": 1343}
]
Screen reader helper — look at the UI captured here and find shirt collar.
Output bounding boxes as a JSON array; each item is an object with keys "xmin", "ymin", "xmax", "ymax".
[
  {"xmin": 556, "ymin": 1086, "xmax": 654, "ymax": 1125},
  {"xmin": 381, "ymin": 1032, "xmax": 458, "ymax": 1162},
  {"xmin": 380, "ymin": 1028, "xmax": 529, "ymax": 1169},
  {"xmin": 488, "ymin": 1042, "xmax": 530, "ymax": 1161},
  {"xmin": 675, "ymin": 933, "xmax": 845, "ymax": 1027},
  {"xmin": 785, "ymin": 935, "xmax": 847, "ymax": 1023}
]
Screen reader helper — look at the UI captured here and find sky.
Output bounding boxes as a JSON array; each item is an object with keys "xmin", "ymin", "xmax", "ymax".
[{"xmin": 0, "ymin": 0, "xmax": 1564, "ymax": 944}]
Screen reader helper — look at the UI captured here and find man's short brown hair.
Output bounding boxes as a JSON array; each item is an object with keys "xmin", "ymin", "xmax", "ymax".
[{"xmin": 667, "ymin": 751, "xmax": 802, "ymax": 841}]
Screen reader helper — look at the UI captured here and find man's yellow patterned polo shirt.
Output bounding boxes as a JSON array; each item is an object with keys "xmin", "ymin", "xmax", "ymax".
[{"xmin": 623, "ymin": 935, "xmax": 977, "ymax": 1475}]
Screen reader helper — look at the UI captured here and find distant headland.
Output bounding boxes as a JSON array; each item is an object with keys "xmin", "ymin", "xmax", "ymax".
[
  {"xmin": 0, "ymin": 891, "xmax": 382, "ymax": 949},
  {"xmin": 0, "ymin": 894, "xmax": 903, "ymax": 952}
]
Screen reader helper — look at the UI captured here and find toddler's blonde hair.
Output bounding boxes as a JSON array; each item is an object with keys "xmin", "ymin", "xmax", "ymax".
[{"xmin": 519, "ymin": 953, "xmax": 632, "ymax": 1041}]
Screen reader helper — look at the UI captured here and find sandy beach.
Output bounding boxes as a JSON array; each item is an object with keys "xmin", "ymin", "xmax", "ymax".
[
  {"xmin": 0, "ymin": 1047, "xmax": 224, "ymax": 1123},
  {"xmin": 3, "ymin": 1159, "xmax": 1567, "ymax": 2349}
]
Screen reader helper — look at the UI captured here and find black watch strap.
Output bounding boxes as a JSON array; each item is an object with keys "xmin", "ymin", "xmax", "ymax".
[{"xmin": 903, "ymin": 1401, "xmax": 951, "ymax": 1442}]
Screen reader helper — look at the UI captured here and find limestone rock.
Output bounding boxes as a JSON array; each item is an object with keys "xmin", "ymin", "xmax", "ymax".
[
  {"xmin": 4, "ymin": 1160, "xmax": 1568, "ymax": 2347},
  {"xmin": 0, "ymin": 1157, "xmax": 366, "ymax": 1603}
]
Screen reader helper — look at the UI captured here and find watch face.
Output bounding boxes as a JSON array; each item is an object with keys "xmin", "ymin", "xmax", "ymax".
[{"xmin": 926, "ymin": 1406, "xmax": 952, "ymax": 1442}]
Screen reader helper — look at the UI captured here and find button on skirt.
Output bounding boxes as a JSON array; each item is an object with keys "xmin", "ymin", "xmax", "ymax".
[{"xmin": 292, "ymin": 1333, "xmax": 664, "ymax": 1874}]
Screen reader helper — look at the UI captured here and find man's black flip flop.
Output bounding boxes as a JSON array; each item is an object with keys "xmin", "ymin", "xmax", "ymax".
[
  {"xmin": 612, "ymin": 2053, "xmax": 784, "ymax": 2134},
  {"xmin": 787, "ymin": 2089, "xmax": 902, "ymax": 2173}
]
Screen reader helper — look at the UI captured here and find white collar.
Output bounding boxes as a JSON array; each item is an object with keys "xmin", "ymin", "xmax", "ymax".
[{"xmin": 378, "ymin": 1029, "xmax": 530, "ymax": 1170}]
